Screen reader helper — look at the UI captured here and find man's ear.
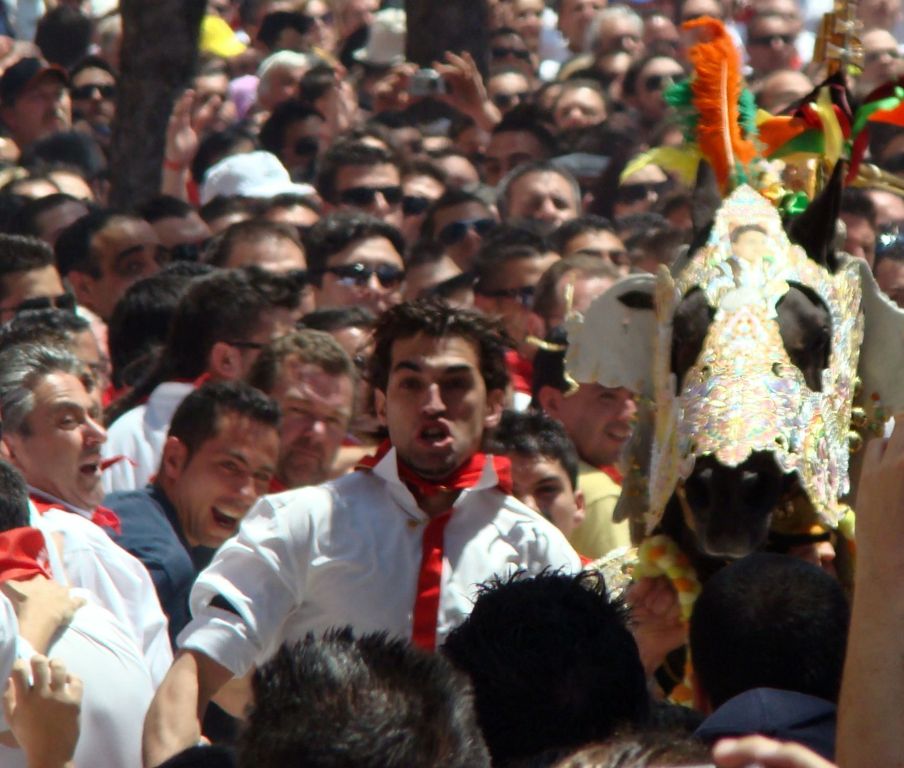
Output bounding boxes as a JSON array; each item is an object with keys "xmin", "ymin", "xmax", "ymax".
[
  {"xmin": 536, "ymin": 385, "xmax": 562, "ymax": 418},
  {"xmin": 483, "ymin": 388, "xmax": 505, "ymax": 430},
  {"xmin": 208, "ymin": 341, "xmax": 241, "ymax": 381},
  {"xmin": 160, "ymin": 436, "xmax": 189, "ymax": 482},
  {"xmin": 373, "ymin": 388, "xmax": 388, "ymax": 426}
]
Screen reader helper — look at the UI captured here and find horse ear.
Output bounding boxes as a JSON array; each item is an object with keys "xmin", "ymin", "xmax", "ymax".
[
  {"xmin": 691, "ymin": 161, "xmax": 722, "ymax": 237},
  {"xmin": 787, "ymin": 161, "xmax": 844, "ymax": 272}
]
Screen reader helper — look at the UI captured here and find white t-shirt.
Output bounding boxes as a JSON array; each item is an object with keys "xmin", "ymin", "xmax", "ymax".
[{"xmin": 180, "ymin": 448, "xmax": 581, "ymax": 676}]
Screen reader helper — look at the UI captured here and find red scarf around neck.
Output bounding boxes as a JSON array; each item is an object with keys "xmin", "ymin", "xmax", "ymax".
[
  {"xmin": 356, "ymin": 440, "xmax": 513, "ymax": 498},
  {"xmin": 0, "ymin": 527, "xmax": 53, "ymax": 582}
]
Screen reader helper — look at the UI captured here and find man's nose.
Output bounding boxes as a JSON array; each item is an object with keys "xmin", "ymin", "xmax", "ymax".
[
  {"xmin": 422, "ymin": 383, "xmax": 445, "ymax": 413},
  {"xmin": 85, "ymin": 416, "xmax": 107, "ymax": 445}
]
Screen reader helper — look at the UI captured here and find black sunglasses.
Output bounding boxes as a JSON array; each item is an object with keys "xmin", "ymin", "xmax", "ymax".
[
  {"xmin": 322, "ymin": 262, "xmax": 405, "ymax": 288},
  {"xmin": 294, "ymin": 136, "xmax": 320, "ymax": 156},
  {"xmin": 8, "ymin": 292, "xmax": 78, "ymax": 316},
  {"xmin": 644, "ymin": 73, "xmax": 683, "ymax": 92},
  {"xmin": 437, "ymin": 218, "xmax": 496, "ymax": 246},
  {"xmin": 304, "ymin": 10, "xmax": 334, "ymax": 24},
  {"xmin": 402, "ymin": 194, "xmax": 432, "ymax": 216},
  {"xmin": 492, "ymin": 91, "xmax": 530, "ymax": 110},
  {"xmin": 286, "ymin": 268, "xmax": 309, "ymax": 288},
  {"xmin": 748, "ymin": 33, "xmax": 795, "ymax": 47},
  {"xmin": 71, "ymin": 83, "xmax": 116, "ymax": 100},
  {"xmin": 338, "ymin": 185, "xmax": 403, "ymax": 207},
  {"xmin": 616, "ymin": 181, "xmax": 671, "ymax": 204},
  {"xmin": 491, "ymin": 46, "xmax": 531, "ymax": 60},
  {"xmin": 475, "ymin": 284, "xmax": 535, "ymax": 307}
]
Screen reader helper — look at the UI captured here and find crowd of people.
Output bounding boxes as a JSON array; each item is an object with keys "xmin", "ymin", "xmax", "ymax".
[{"xmin": 0, "ymin": 0, "xmax": 898, "ymax": 766}]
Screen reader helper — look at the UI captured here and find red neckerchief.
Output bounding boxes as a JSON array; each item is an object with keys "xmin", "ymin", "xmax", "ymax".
[
  {"xmin": 356, "ymin": 440, "xmax": 513, "ymax": 497},
  {"xmin": 269, "ymin": 476, "xmax": 287, "ymax": 494},
  {"xmin": 599, "ymin": 465, "xmax": 623, "ymax": 486},
  {"xmin": 30, "ymin": 495, "xmax": 122, "ymax": 536},
  {"xmin": 505, "ymin": 349, "xmax": 533, "ymax": 395},
  {"xmin": 0, "ymin": 527, "xmax": 52, "ymax": 582}
]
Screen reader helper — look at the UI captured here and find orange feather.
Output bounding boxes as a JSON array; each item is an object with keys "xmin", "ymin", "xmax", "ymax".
[{"xmin": 682, "ymin": 17, "xmax": 756, "ymax": 190}]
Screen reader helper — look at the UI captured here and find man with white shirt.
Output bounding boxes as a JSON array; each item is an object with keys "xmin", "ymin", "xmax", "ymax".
[
  {"xmin": 0, "ymin": 343, "xmax": 172, "ymax": 682},
  {"xmin": 143, "ymin": 300, "xmax": 580, "ymax": 766}
]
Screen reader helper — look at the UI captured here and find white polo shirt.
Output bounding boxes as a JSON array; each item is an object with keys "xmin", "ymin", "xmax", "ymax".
[{"xmin": 179, "ymin": 448, "xmax": 581, "ymax": 676}]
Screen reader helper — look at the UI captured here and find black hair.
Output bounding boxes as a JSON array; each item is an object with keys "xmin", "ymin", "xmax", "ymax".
[
  {"xmin": 69, "ymin": 54, "xmax": 116, "ymax": 82},
  {"xmin": 204, "ymin": 219, "xmax": 302, "ymax": 269},
  {"xmin": 35, "ymin": 6, "xmax": 92, "ymax": 70},
  {"xmin": 300, "ymin": 306, "xmax": 376, "ymax": 332},
  {"xmin": 0, "ymin": 235, "xmax": 57, "ymax": 302},
  {"xmin": 138, "ymin": 195, "xmax": 197, "ymax": 224},
  {"xmin": 491, "ymin": 106, "xmax": 558, "ymax": 156},
  {"xmin": 840, "ymin": 188, "xmax": 878, "ymax": 229},
  {"xmin": 106, "ymin": 269, "xmax": 203, "ymax": 390},
  {"xmin": 369, "ymin": 299, "xmax": 510, "ymax": 394},
  {"xmin": 0, "ymin": 309, "xmax": 89, "ymax": 353},
  {"xmin": 314, "ymin": 141, "xmax": 399, "ymax": 204},
  {"xmin": 0, "ymin": 461, "xmax": 31, "ymax": 532},
  {"xmin": 531, "ymin": 325, "xmax": 569, "ymax": 402},
  {"xmin": 549, "ymin": 214, "xmax": 615, "ymax": 254},
  {"xmin": 257, "ymin": 11, "xmax": 312, "ymax": 50},
  {"xmin": 21, "ymin": 131, "xmax": 106, "ymax": 182},
  {"xmin": 303, "ymin": 211, "xmax": 404, "ymax": 287},
  {"xmin": 490, "ymin": 409, "xmax": 580, "ymax": 488},
  {"xmin": 199, "ymin": 194, "xmax": 258, "ymax": 224},
  {"xmin": 298, "ymin": 63, "xmax": 336, "ymax": 106},
  {"xmin": 54, "ymin": 208, "xmax": 126, "ymax": 278},
  {"xmin": 689, "ymin": 552, "xmax": 850, "ymax": 708},
  {"xmin": 473, "ymin": 224, "xmax": 548, "ymax": 291},
  {"xmin": 167, "ymin": 380, "xmax": 280, "ymax": 462},
  {"xmin": 11, "ymin": 193, "xmax": 87, "ymax": 239},
  {"xmin": 192, "ymin": 126, "xmax": 259, "ymax": 185},
  {"xmin": 259, "ymin": 100, "xmax": 324, "ymax": 157},
  {"xmin": 239, "ymin": 629, "xmax": 490, "ymax": 768},
  {"xmin": 442, "ymin": 571, "xmax": 650, "ymax": 765}
]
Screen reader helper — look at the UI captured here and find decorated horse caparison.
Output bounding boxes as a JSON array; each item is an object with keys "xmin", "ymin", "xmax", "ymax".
[{"xmin": 564, "ymin": 18, "xmax": 904, "ymax": 582}]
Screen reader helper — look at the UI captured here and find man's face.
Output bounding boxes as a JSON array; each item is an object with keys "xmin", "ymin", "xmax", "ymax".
[
  {"xmin": 861, "ymin": 30, "xmax": 901, "ymax": 87},
  {"xmin": 375, "ymin": 333, "xmax": 503, "ymax": 480},
  {"xmin": 510, "ymin": 453, "xmax": 585, "ymax": 537},
  {"xmin": 191, "ymin": 73, "xmax": 236, "ymax": 136},
  {"xmin": 563, "ymin": 229, "xmax": 627, "ymax": 268},
  {"xmin": 841, "ymin": 213, "xmax": 877, "ymax": 268},
  {"xmin": 489, "ymin": 32, "xmax": 535, "ymax": 79},
  {"xmin": 487, "ymin": 72, "xmax": 532, "ymax": 115},
  {"xmin": 334, "ymin": 163, "xmax": 403, "ymax": 228},
  {"xmin": 595, "ymin": 17, "xmax": 644, "ymax": 59},
  {"xmin": 549, "ymin": 383, "xmax": 636, "ymax": 466},
  {"xmin": 78, "ymin": 216, "xmax": 168, "ymax": 321},
  {"xmin": 432, "ymin": 201, "xmax": 495, "ymax": 272},
  {"xmin": 475, "ymin": 253, "xmax": 559, "ymax": 344},
  {"xmin": 316, "ymin": 235, "xmax": 405, "ymax": 314},
  {"xmin": 544, "ymin": 271, "xmax": 616, "ymax": 330},
  {"xmin": 224, "ymin": 234, "xmax": 307, "ymax": 274},
  {"xmin": 484, "ymin": 130, "xmax": 548, "ymax": 187},
  {"xmin": 270, "ymin": 357, "xmax": 355, "ymax": 488},
  {"xmin": 4, "ymin": 371, "xmax": 106, "ymax": 510},
  {"xmin": 756, "ymin": 70, "xmax": 813, "ymax": 113},
  {"xmin": 876, "ymin": 258, "xmax": 904, "ymax": 308},
  {"xmin": 634, "ymin": 57, "xmax": 685, "ymax": 123},
  {"xmin": 505, "ymin": 171, "xmax": 580, "ymax": 231},
  {"xmin": 280, "ymin": 115, "xmax": 324, "ymax": 178},
  {"xmin": 745, "ymin": 16, "xmax": 797, "ymax": 76},
  {"xmin": 164, "ymin": 412, "xmax": 280, "ymax": 548},
  {"xmin": 554, "ymin": 86, "xmax": 607, "ymax": 131},
  {"xmin": 2, "ymin": 74, "xmax": 71, "ymax": 149},
  {"xmin": 71, "ymin": 66, "xmax": 116, "ymax": 129},
  {"xmin": 0, "ymin": 265, "xmax": 66, "ymax": 322},
  {"xmin": 732, "ymin": 228, "xmax": 769, "ymax": 261},
  {"xmin": 559, "ymin": 0, "xmax": 604, "ymax": 51},
  {"xmin": 151, "ymin": 212, "xmax": 212, "ymax": 252}
]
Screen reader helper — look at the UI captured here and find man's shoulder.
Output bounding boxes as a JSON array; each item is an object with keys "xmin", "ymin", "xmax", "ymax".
[
  {"xmin": 105, "ymin": 489, "xmax": 173, "ymax": 535},
  {"xmin": 577, "ymin": 460, "xmax": 621, "ymax": 499}
]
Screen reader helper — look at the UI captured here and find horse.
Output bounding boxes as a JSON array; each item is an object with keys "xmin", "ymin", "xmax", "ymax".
[{"xmin": 565, "ymin": 163, "xmax": 904, "ymax": 575}]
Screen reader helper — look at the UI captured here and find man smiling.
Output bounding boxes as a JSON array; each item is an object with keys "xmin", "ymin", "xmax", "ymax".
[
  {"xmin": 143, "ymin": 300, "xmax": 579, "ymax": 765},
  {"xmin": 105, "ymin": 382, "xmax": 280, "ymax": 642}
]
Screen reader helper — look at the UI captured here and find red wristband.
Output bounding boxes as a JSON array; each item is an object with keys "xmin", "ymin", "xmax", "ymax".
[{"xmin": 163, "ymin": 158, "xmax": 185, "ymax": 172}]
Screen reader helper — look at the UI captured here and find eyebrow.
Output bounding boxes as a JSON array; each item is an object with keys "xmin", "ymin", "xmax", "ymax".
[
  {"xmin": 114, "ymin": 245, "xmax": 147, "ymax": 264},
  {"xmin": 392, "ymin": 361, "xmax": 475, "ymax": 376}
]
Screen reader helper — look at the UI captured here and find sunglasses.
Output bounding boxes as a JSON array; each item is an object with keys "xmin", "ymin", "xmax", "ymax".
[
  {"xmin": 616, "ymin": 181, "xmax": 671, "ymax": 204},
  {"xmin": 7, "ymin": 292, "xmax": 78, "ymax": 316},
  {"xmin": 71, "ymin": 83, "xmax": 116, "ymax": 100},
  {"xmin": 294, "ymin": 136, "xmax": 320, "ymax": 156},
  {"xmin": 437, "ymin": 217, "xmax": 496, "ymax": 246},
  {"xmin": 492, "ymin": 91, "xmax": 530, "ymax": 109},
  {"xmin": 338, "ymin": 185, "xmax": 403, "ymax": 207},
  {"xmin": 402, "ymin": 194, "xmax": 432, "ymax": 216},
  {"xmin": 644, "ymin": 73, "xmax": 683, "ymax": 92},
  {"xmin": 476, "ymin": 284, "xmax": 535, "ymax": 307},
  {"xmin": 748, "ymin": 33, "xmax": 795, "ymax": 47},
  {"xmin": 304, "ymin": 10, "xmax": 334, "ymax": 24},
  {"xmin": 286, "ymin": 268, "xmax": 309, "ymax": 288},
  {"xmin": 322, "ymin": 263, "xmax": 405, "ymax": 288},
  {"xmin": 491, "ymin": 46, "xmax": 531, "ymax": 60},
  {"xmin": 877, "ymin": 229, "xmax": 904, "ymax": 256},
  {"xmin": 574, "ymin": 247, "xmax": 629, "ymax": 264}
]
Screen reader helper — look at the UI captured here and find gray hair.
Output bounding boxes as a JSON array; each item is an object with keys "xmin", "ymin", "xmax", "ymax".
[
  {"xmin": 257, "ymin": 50, "xmax": 316, "ymax": 81},
  {"xmin": 0, "ymin": 344, "xmax": 86, "ymax": 436},
  {"xmin": 585, "ymin": 4, "xmax": 643, "ymax": 55},
  {"xmin": 496, "ymin": 160, "xmax": 582, "ymax": 221}
]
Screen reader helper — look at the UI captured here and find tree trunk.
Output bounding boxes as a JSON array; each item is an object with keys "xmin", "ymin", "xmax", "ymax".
[
  {"xmin": 108, "ymin": 0, "xmax": 205, "ymax": 209},
  {"xmin": 404, "ymin": 0, "xmax": 490, "ymax": 78}
]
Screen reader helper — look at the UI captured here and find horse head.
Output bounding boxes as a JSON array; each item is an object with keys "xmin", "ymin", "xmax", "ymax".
[{"xmin": 566, "ymin": 162, "xmax": 904, "ymax": 560}]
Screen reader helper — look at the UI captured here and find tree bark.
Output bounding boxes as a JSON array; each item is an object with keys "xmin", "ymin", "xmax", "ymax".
[
  {"xmin": 108, "ymin": 0, "xmax": 205, "ymax": 209},
  {"xmin": 404, "ymin": 0, "xmax": 490, "ymax": 77}
]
